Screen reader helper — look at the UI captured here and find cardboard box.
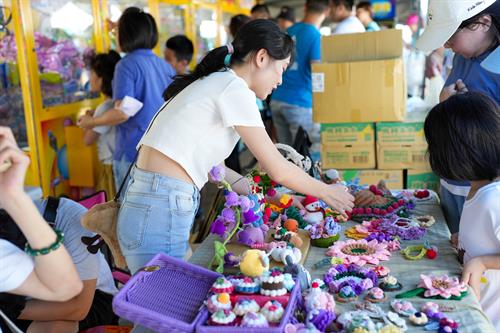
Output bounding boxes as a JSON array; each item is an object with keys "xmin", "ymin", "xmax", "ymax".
[
  {"xmin": 338, "ymin": 169, "xmax": 404, "ymax": 189},
  {"xmin": 312, "ymin": 29, "xmax": 406, "ymax": 123},
  {"xmin": 377, "ymin": 144, "xmax": 429, "ymax": 170},
  {"xmin": 321, "ymin": 123, "xmax": 375, "ymax": 145},
  {"xmin": 406, "ymin": 169, "xmax": 440, "ymax": 192},
  {"xmin": 321, "ymin": 29, "xmax": 403, "ymax": 63},
  {"xmin": 321, "ymin": 144, "xmax": 376, "ymax": 169},
  {"xmin": 376, "ymin": 122, "xmax": 426, "ymax": 145}
]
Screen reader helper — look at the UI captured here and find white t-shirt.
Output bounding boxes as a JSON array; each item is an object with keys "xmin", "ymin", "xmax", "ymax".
[
  {"xmin": 334, "ymin": 16, "xmax": 366, "ymax": 35},
  {"xmin": 458, "ymin": 181, "xmax": 500, "ymax": 331},
  {"xmin": 92, "ymin": 99, "xmax": 115, "ymax": 165},
  {"xmin": 139, "ymin": 69, "xmax": 265, "ymax": 189},
  {"xmin": 0, "ymin": 239, "xmax": 34, "ymax": 292}
]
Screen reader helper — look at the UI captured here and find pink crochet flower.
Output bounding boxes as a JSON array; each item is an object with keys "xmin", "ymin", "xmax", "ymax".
[
  {"xmin": 326, "ymin": 239, "xmax": 391, "ymax": 266},
  {"xmin": 418, "ymin": 274, "xmax": 467, "ymax": 299}
]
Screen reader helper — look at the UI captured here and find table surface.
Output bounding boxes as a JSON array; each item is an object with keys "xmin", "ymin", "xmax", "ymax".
[{"xmin": 189, "ymin": 192, "xmax": 496, "ymax": 332}]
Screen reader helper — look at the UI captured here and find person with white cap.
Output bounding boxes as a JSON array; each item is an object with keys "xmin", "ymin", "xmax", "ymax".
[{"xmin": 417, "ymin": 0, "xmax": 500, "ymax": 238}]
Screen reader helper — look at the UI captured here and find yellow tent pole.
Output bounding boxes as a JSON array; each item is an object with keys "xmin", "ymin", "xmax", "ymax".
[
  {"xmin": 148, "ymin": 0, "xmax": 162, "ymax": 56},
  {"xmin": 92, "ymin": 0, "xmax": 105, "ymax": 53}
]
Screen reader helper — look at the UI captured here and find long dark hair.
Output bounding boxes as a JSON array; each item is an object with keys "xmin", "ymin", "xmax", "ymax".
[
  {"xmin": 164, "ymin": 19, "xmax": 294, "ymax": 100},
  {"xmin": 424, "ymin": 92, "xmax": 500, "ymax": 181}
]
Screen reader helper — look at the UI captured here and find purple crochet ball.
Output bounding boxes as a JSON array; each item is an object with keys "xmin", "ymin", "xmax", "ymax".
[{"xmin": 237, "ymin": 226, "xmax": 265, "ymax": 246}]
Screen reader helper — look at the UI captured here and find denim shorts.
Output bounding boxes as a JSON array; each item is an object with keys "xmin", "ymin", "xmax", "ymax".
[{"xmin": 117, "ymin": 167, "xmax": 200, "ymax": 274}]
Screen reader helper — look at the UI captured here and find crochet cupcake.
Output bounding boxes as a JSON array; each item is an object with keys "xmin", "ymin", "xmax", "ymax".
[
  {"xmin": 206, "ymin": 293, "xmax": 232, "ymax": 314},
  {"xmin": 227, "ymin": 274, "xmax": 245, "ymax": 288},
  {"xmin": 409, "ymin": 312, "xmax": 428, "ymax": 326},
  {"xmin": 283, "ymin": 273, "xmax": 296, "ymax": 292},
  {"xmin": 379, "ymin": 275, "xmax": 403, "ymax": 292},
  {"xmin": 335, "ymin": 285, "xmax": 358, "ymax": 303},
  {"xmin": 365, "ymin": 287, "xmax": 387, "ymax": 303},
  {"xmin": 260, "ymin": 269, "xmax": 287, "ymax": 296},
  {"xmin": 208, "ymin": 309, "xmax": 237, "ymax": 326},
  {"xmin": 309, "ymin": 216, "xmax": 341, "ymax": 248},
  {"xmin": 235, "ymin": 276, "xmax": 260, "ymax": 294},
  {"xmin": 261, "ymin": 300, "xmax": 284, "ymax": 323},
  {"xmin": 241, "ymin": 312, "xmax": 269, "ymax": 328},
  {"xmin": 210, "ymin": 277, "xmax": 234, "ymax": 294},
  {"xmin": 233, "ymin": 298, "xmax": 260, "ymax": 316}
]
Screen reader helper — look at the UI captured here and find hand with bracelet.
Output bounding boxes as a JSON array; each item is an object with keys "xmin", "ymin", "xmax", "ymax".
[{"xmin": 0, "ymin": 126, "xmax": 82, "ymax": 301}]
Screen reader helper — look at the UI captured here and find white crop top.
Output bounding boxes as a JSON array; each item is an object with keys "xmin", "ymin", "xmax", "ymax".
[{"xmin": 139, "ymin": 69, "xmax": 264, "ymax": 189}]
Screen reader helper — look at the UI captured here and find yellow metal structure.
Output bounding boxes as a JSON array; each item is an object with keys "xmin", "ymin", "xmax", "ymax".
[{"xmin": 5, "ymin": 0, "xmax": 252, "ymax": 197}]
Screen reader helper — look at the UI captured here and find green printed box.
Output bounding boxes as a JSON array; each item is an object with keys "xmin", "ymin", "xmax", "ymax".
[
  {"xmin": 321, "ymin": 123, "xmax": 375, "ymax": 145},
  {"xmin": 406, "ymin": 169, "xmax": 440, "ymax": 192},
  {"xmin": 376, "ymin": 122, "xmax": 426, "ymax": 145}
]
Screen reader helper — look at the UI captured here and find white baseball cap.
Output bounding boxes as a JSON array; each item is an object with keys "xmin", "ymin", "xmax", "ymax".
[{"xmin": 416, "ymin": 0, "xmax": 498, "ymax": 52}]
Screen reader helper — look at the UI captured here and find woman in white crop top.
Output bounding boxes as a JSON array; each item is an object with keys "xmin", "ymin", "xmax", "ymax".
[{"xmin": 116, "ymin": 20, "xmax": 355, "ymax": 274}]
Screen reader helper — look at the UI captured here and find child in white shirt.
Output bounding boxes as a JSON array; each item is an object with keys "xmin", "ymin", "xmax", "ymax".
[{"xmin": 424, "ymin": 92, "xmax": 500, "ymax": 330}]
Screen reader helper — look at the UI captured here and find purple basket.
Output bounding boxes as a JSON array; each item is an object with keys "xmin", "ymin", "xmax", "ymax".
[
  {"xmin": 112, "ymin": 253, "xmax": 222, "ymax": 333},
  {"xmin": 196, "ymin": 281, "xmax": 301, "ymax": 333}
]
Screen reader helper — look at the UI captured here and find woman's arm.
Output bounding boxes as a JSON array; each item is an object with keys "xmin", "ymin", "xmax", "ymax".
[
  {"xmin": 236, "ymin": 126, "xmax": 354, "ymax": 215},
  {"xmin": 462, "ymin": 254, "xmax": 500, "ymax": 300},
  {"xmin": 0, "ymin": 127, "xmax": 83, "ymax": 301},
  {"xmin": 78, "ymin": 103, "xmax": 128, "ymax": 129}
]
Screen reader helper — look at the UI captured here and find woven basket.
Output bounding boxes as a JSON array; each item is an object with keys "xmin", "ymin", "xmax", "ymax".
[{"xmin": 113, "ymin": 253, "xmax": 222, "ymax": 333}]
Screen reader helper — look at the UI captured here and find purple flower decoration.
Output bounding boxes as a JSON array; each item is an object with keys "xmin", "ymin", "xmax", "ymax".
[
  {"xmin": 224, "ymin": 252, "xmax": 239, "ymax": 267},
  {"xmin": 239, "ymin": 196, "xmax": 252, "ymax": 213},
  {"xmin": 210, "ymin": 217, "xmax": 226, "ymax": 237},
  {"xmin": 209, "ymin": 164, "xmax": 225, "ymax": 183},
  {"xmin": 221, "ymin": 208, "xmax": 236, "ymax": 223},
  {"xmin": 242, "ymin": 208, "xmax": 259, "ymax": 224},
  {"xmin": 308, "ymin": 309, "xmax": 336, "ymax": 332},
  {"xmin": 353, "ymin": 284, "xmax": 364, "ymax": 296},
  {"xmin": 224, "ymin": 191, "xmax": 239, "ymax": 208},
  {"xmin": 237, "ymin": 226, "xmax": 265, "ymax": 246}
]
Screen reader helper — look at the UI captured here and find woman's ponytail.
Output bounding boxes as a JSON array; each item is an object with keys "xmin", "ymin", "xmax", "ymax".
[{"xmin": 164, "ymin": 19, "xmax": 294, "ymax": 100}]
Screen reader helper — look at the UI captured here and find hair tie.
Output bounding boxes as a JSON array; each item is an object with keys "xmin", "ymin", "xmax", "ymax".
[
  {"xmin": 226, "ymin": 42, "xmax": 234, "ymax": 54},
  {"xmin": 224, "ymin": 54, "xmax": 232, "ymax": 66}
]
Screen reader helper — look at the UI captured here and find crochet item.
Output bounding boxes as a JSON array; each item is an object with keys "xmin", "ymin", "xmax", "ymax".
[
  {"xmin": 233, "ymin": 298, "xmax": 260, "ymax": 316},
  {"xmin": 326, "ymin": 239, "xmax": 391, "ymax": 266},
  {"xmin": 390, "ymin": 300, "xmax": 416, "ymax": 316},
  {"xmin": 409, "ymin": 312, "xmax": 428, "ymax": 326},
  {"xmin": 260, "ymin": 269, "xmax": 287, "ymax": 296},
  {"xmin": 324, "ymin": 264, "xmax": 378, "ymax": 296},
  {"xmin": 241, "ymin": 312, "xmax": 269, "ymax": 328},
  {"xmin": 365, "ymin": 287, "xmax": 387, "ymax": 303},
  {"xmin": 304, "ymin": 280, "xmax": 336, "ymax": 312},
  {"xmin": 235, "ymin": 276, "xmax": 260, "ymax": 294},
  {"xmin": 208, "ymin": 309, "xmax": 237, "ymax": 326},
  {"xmin": 415, "ymin": 215, "xmax": 436, "ymax": 228},
  {"xmin": 271, "ymin": 245, "xmax": 302, "ymax": 265},
  {"xmin": 309, "ymin": 216, "xmax": 341, "ymax": 248},
  {"xmin": 373, "ymin": 265, "xmax": 390, "ymax": 278},
  {"xmin": 396, "ymin": 274, "xmax": 468, "ymax": 300},
  {"xmin": 206, "ymin": 293, "xmax": 232, "ymax": 314},
  {"xmin": 240, "ymin": 250, "xmax": 269, "ymax": 277},
  {"xmin": 350, "ymin": 183, "xmax": 408, "ymax": 221},
  {"xmin": 379, "ymin": 275, "xmax": 403, "ymax": 292},
  {"xmin": 283, "ymin": 273, "xmax": 296, "ymax": 292},
  {"xmin": 335, "ymin": 285, "xmax": 358, "ymax": 303},
  {"xmin": 210, "ymin": 277, "xmax": 234, "ymax": 294},
  {"xmin": 261, "ymin": 300, "xmax": 284, "ymax": 323},
  {"xmin": 227, "ymin": 274, "xmax": 245, "ymax": 288},
  {"xmin": 306, "ymin": 309, "xmax": 337, "ymax": 332}
]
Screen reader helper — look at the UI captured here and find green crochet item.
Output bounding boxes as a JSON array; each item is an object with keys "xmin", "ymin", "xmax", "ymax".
[
  {"xmin": 285, "ymin": 206, "xmax": 308, "ymax": 229},
  {"xmin": 395, "ymin": 287, "xmax": 468, "ymax": 300}
]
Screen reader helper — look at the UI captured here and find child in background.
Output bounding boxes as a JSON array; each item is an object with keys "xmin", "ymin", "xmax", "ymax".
[
  {"xmin": 78, "ymin": 7, "xmax": 176, "ymax": 190},
  {"xmin": 355, "ymin": 1, "xmax": 380, "ymax": 32},
  {"xmin": 424, "ymin": 92, "xmax": 500, "ymax": 330},
  {"xmin": 83, "ymin": 51, "xmax": 121, "ymax": 198},
  {"xmin": 164, "ymin": 35, "xmax": 194, "ymax": 75},
  {"xmin": 417, "ymin": 0, "xmax": 500, "ymax": 236}
]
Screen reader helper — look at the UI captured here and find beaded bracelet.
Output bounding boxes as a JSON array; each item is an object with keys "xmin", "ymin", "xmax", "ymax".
[
  {"xmin": 25, "ymin": 230, "xmax": 64, "ymax": 256},
  {"xmin": 401, "ymin": 245, "xmax": 427, "ymax": 260}
]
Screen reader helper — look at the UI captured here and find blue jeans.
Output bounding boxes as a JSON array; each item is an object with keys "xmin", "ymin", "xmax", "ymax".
[
  {"xmin": 440, "ymin": 181, "xmax": 467, "ymax": 234},
  {"xmin": 117, "ymin": 167, "xmax": 200, "ymax": 274},
  {"xmin": 270, "ymin": 100, "xmax": 320, "ymax": 147}
]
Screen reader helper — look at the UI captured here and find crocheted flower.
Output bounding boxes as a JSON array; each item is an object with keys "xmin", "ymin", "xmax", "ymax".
[
  {"xmin": 239, "ymin": 195, "xmax": 252, "ymax": 213},
  {"xmin": 210, "ymin": 217, "xmax": 227, "ymax": 237},
  {"xmin": 224, "ymin": 191, "xmax": 240, "ymax": 208},
  {"xmin": 326, "ymin": 239, "xmax": 391, "ymax": 266},
  {"xmin": 209, "ymin": 164, "xmax": 225, "ymax": 183},
  {"xmin": 324, "ymin": 264, "xmax": 378, "ymax": 295},
  {"xmin": 221, "ymin": 208, "xmax": 236, "ymax": 223},
  {"xmin": 418, "ymin": 274, "xmax": 467, "ymax": 299}
]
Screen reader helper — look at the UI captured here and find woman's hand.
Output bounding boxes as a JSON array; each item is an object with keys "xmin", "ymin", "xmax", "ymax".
[
  {"xmin": 440, "ymin": 79, "xmax": 468, "ymax": 102},
  {"xmin": 321, "ymin": 183, "xmax": 354, "ymax": 218},
  {"xmin": 462, "ymin": 256, "xmax": 486, "ymax": 300},
  {"xmin": 0, "ymin": 127, "xmax": 30, "ymax": 202}
]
